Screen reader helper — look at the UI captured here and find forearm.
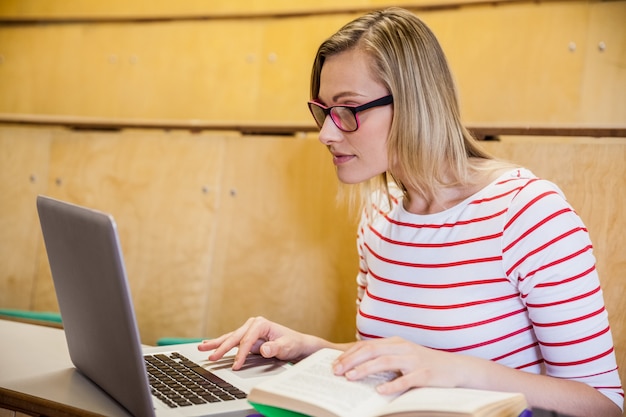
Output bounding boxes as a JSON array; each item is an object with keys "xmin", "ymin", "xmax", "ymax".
[{"xmin": 461, "ymin": 355, "xmax": 621, "ymax": 417}]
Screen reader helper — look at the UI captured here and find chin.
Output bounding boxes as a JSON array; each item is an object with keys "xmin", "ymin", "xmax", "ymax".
[
  {"xmin": 336, "ymin": 175, "xmax": 372, "ymax": 185},
  {"xmin": 336, "ymin": 167, "xmax": 384, "ymax": 185}
]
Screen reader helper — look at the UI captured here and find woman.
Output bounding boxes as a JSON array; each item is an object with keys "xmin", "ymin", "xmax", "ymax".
[{"xmin": 199, "ymin": 8, "xmax": 623, "ymax": 416}]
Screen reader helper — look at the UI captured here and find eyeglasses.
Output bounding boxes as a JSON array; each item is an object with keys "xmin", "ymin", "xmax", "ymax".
[{"xmin": 307, "ymin": 95, "xmax": 393, "ymax": 132}]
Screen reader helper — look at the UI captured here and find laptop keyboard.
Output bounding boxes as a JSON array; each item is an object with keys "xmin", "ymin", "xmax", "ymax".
[{"xmin": 145, "ymin": 352, "xmax": 247, "ymax": 408}]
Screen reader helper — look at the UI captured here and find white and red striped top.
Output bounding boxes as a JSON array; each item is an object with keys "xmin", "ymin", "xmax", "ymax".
[{"xmin": 355, "ymin": 168, "xmax": 624, "ymax": 409}]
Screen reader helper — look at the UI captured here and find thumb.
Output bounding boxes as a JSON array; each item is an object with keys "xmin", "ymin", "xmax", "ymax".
[
  {"xmin": 260, "ymin": 341, "xmax": 277, "ymax": 358},
  {"xmin": 260, "ymin": 339, "xmax": 300, "ymax": 362}
]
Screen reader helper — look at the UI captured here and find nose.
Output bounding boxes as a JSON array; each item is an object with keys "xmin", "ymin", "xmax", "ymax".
[{"xmin": 317, "ymin": 116, "xmax": 343, "ymax": 146}]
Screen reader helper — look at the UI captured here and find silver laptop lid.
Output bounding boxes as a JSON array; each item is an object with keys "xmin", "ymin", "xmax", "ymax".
[{"xmin": 37, "ymin": 195, "xmax": 155, "ymax": 417}]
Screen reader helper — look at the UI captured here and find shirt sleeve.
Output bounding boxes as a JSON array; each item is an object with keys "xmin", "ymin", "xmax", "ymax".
[{"xmin": 501, "ymin": 178, "xmax": 623, "ymax": 410}]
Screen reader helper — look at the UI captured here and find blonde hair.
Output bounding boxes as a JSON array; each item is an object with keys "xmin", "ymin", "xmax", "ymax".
[{"xmin": 310, "ymin": 8, "xmax": 502, "ymax": 213}]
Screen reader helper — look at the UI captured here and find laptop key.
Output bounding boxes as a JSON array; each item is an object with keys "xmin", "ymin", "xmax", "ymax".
[{"xmin": 145, "ymin": 353, "xmax": 245, "ymax": 407}]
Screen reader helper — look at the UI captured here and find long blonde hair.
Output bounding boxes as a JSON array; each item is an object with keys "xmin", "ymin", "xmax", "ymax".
[{"xmin": 310, "ymin": 8, "xmax": 500, "ymax": 212}]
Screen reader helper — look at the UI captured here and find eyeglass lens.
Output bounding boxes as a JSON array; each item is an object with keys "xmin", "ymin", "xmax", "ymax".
[
  {"xmin": 308, "ymin": 95, "xmax": 393, "ymax": 133},
  {"xmin": 309, "ymin": 105, "xmax": 358, "ymax": 132}
]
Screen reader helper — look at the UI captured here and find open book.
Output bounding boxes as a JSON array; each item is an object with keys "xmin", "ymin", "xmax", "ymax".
[{"xmin": 247, "ymin": 348, "xmax": 528, "ymax": 417}]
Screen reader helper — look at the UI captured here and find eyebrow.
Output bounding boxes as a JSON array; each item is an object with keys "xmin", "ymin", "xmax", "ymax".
[{"xmin": 318, "ymin": 91, "xmax": 367, "ymax": 105}]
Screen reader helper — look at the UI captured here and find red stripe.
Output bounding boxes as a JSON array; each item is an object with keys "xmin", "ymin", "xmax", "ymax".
[
  {"xmin": 358, "ymin": 307, "xmax": 527, "ymax": 331},
  {"xmin": 491, "ymin": 340, "xmax": 539, "ymax": 361},
  {"xmin": 517, "ymin": 245, "xmax": 593, "ymax": 283},
  {"xmin": 380, "ymin": 208, "xmax": 508, "ymax": 229},
  {"xmin": 443, "ymin": 326, "xmax": 535, "ymax": 354},
  {"xmin": 356, "ymin": 327, "xmax": 537, "ymax": 358},
  {"xmin": 365, "ymin": 287, "xmax": 519, "ymax": 309},
  {"xmin": 368, "ymin": 268, "xmax": 509, "ymax": 288},
  {"xmin": 505, "ymin": 227, "xmax": 587, "ymax": 276},
  {"xmin": 504, "ymin": 188, "xmax": 556, "ymax": 231},
  {"xmin": 503, "ymin": 207, "xmax": 572, "ymax": 252},
  {"xmin": 370, "ymin": 183, "xmax": 522, "ymax": 229},
  {"xmin": 544, "ymin": 347, "xmax": 614, "ymax": 367},
  {"xmin": 594, "ymin": 386, "xmax": 624, "ymax": 396},
  {"xmin": 532, "ymin": 306, "xmax": 605, "ymax": 327},
  {"xmin": 469, "ymin": 186, "xmax": 525, "ymax": 205},
  {"xmin": 357, "ymin": 331, "xmax": 383, "ymax": 340},
  {"xmin": 365, "ymin": 242, "xmax": 501, "ymax": 269},
  {"xmin": 526, "ymin": 285, "xmax": 601, "ymax": 308},
  {"xmin": 516, "ymin": 359, "xmax": 544, "ymax": 370},
  {"xmin": 538, "ymin": 326, "xmax": 611, "ymax": 347},
  {"xmin": 578, "ymin": 367, "xmax": 620, "ymax": 379},
  {"xmin": 533, "ymin": 264, "xmax": 595, "ymax": 288},
  {"xmin": 368, "ymin": 224, "xmax": 502, "ymax": 248}
]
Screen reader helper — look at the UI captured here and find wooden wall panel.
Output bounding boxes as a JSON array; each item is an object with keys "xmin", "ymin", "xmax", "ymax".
[
  {"xmin": 580, "ymin": 1, "xmax": 626, "ymax": 124},
  {"xmin": 0, "ymin": 126, "xmax": 358, "ymax": 345},
  {"xmin": 0, "ymin": 16, "xmax": 336, "ymax": 122},
  {"xmin": 0, "ymin": 1, "xmax": 519, "ymax": 19},
  {"xmin": 29, "ymin": 128, "xmax": 227, "ymax": 344},
  {"xmin": 0, "ymin": 126, "xmax": 624, "ymax": 366},
  {"xmin": 425, "ymin": 2, "xmax": 590, "ymax": 124},
  {"xmin": 0, "ymin": 21, "xmax": 267, "ymax": 120},
  {"xmin": 255, "ymin": 14, "xmax": 350, "ymax": 123},
  {"xmin": 0, "ymin": 2, "xmax": 623, "ymax": 126},
  {"xmin": 2, "ymin": 125, "xmax": 623, "ymax": 350},
  {"xmin": 0, "ymin": 126, "xmax": 51, "ymax": 309},
  {"xmin": 203, "ymin": 134, "xmax": 357, "ymax": 342}
]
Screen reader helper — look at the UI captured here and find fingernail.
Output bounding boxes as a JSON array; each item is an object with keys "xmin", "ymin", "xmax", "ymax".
[{"xmin": 345, "ymin": 369, "xmax": 356, "ymax": 379}]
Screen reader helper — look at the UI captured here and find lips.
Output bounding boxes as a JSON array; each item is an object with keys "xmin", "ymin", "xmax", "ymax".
[{"xmin": 332, "ymin": 153, "xmax": 355, "ymax": 165}]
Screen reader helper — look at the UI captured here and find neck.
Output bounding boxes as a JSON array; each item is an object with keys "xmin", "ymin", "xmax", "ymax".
[{"xmin": 398, "ymin": 162, "xmax": 511, "ymax": 215}]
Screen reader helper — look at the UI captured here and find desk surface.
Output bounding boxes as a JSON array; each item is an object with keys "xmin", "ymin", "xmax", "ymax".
[
  {"xmin": 0, "ymin": 319, "xmax": 579, "ymax": 417},
  {"xmin": 0, "ymin": 319, "xmax": 132, "ymax": 417}
]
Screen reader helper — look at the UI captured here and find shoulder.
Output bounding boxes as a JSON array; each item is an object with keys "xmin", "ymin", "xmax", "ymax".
[{"xmin": 493, "ymin": 168, "xmax": 567, "ymax": 208}]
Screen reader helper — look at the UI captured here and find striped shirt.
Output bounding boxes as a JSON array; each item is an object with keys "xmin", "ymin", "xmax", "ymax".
[{"xmin": 355, "ymin": 168, "xmax": 624, "ymax": 409}]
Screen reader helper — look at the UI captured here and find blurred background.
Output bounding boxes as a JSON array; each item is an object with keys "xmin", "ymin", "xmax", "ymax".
[{"xmin": 0, "ymin": 0, "xmax": 623, "ymax": 370}]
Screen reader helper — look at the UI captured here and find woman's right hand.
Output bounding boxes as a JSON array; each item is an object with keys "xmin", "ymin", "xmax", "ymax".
[{"xmin": 197, "ymin": 316, "xmax": 325, "ymax": 370}]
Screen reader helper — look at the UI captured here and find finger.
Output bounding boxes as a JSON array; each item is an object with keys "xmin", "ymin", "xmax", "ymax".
[
  {"xmin": 205, "ymin": 317, "xmax": 260, "ymax": 363},
  {"xmin": 335, "ymin": 339, "xmax": 398, "ymax": 375},
  {"xmin": 231, "ymin": 319, "xmax": 275, "ymax": 368},
  {"xmin": 209, "ymin": 332, "xmax": 248, "ymax": 362},
  {"xmin": 197, "ymin": 334, "xmax": 231, "ymax": 352},
  {"xmin": 376, "ymin": 374, "xmax": 419, "ymax": 395},
  {"xmin": 259, "ymin": 339, "xmax": 294, "ymax": 360},
  {"xmin": 343, "ymin": 354, "xmax": 400, "ymax": 381}
]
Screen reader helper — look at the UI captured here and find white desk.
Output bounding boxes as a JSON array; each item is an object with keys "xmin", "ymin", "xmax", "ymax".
[
  {"xmin": 0, "ymin": 319, "xmax": 574, "ymax": 417},
  {"xmin": 0, "ymin": 319, "xmax": 132, "ymax": 417}
]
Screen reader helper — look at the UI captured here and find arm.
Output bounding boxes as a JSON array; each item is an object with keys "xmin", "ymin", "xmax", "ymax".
[
  {"xmin": 333, "ymin": 337, "xmax": 621, "ymax": 417},
  {"xmin": 333, "ymin": 178, "xmax": 623, "ymax": 417}
]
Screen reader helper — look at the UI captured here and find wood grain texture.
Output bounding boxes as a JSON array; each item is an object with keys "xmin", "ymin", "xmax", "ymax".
[
  {"xmin": 0, "ymin": 2, "xmax": 623, "ymax": 126},
  {"xmin": 2, "ymin": 127, "xmax": 622, "ymax": 360},
  {"xmin": 0, "ymin": 126, "xmax": 358, "ymax": 345},
  {"xmin": 202, "ymin": 134, "xmax": 357, "ymax": 341},
  {"xmin": 0, "ymin": 1, "xmax": 523, "ymax": 20},
  {"xmin": 0, "ymin": 126, "xmax": 51, "ymax": 310}
]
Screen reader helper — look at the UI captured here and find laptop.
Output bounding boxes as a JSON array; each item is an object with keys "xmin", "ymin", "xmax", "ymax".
[{"xmin": 36, "ymin": 195, "xmax": 289, "ymax": 417}]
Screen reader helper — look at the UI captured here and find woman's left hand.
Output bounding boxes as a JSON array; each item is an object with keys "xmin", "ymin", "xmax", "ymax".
[{"xmin": 332, "ymin": 336, "xmax": 472, "ymax": 395}]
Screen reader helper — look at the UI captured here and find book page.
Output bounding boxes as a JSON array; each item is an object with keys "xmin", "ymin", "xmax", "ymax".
[
  {"xmin": 250, "ymin": 348, "xmax": 398, "ymax": 417},
  {"xmin": 383, "ymin": 387, "xmax": 527, "ymax": 417}
]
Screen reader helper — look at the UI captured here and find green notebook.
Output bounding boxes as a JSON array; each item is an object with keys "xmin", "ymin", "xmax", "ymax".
[{"xmin": 250, "ymin": 401, "xmax": 311, "ymax": 417}]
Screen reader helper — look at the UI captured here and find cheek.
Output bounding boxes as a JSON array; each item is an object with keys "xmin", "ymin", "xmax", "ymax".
[
  {"xmin": 358, "ymin": 137, "xmax": 389, "ymax": 171},
  {"xmin": 369, "ymin": 125, "xmax": 391, "ymax": 165}
]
